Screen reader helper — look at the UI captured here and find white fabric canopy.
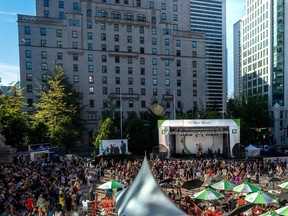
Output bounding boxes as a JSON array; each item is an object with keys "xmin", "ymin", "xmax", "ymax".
[
  {"xmin": 245, "ymin": 145, "xmax": 260, "ymax": 157},
  {"xmin": 115, "ymin": 157, "xmax": 187, "ymax": 216}
]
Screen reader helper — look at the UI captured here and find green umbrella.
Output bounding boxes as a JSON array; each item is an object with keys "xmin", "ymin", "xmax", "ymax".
[
  {"xmin": 276, "ymin": 206, "xmax": 288, "ymax": 216},
  {"xmin": 233, "ymin": 181, "xmax": 261, "ymax": 193},
  {"xmin": 98, "ymin": 179, "xmax": 125, "ymax": 190},
  {"xmin": 245, "ymin": 190, "xmax": 278, "ymax": 204},
  {"xmin": 279, "ymin": 182, "xmax": 288, "ymax": 190},
  {"xmin": 194, "ymin": 187, "xmax": 224, "ymax": 201},
  {"xmin": 261, "ymin": 211, "xmax": 278, "ymax": 216},
  {"xmin": 211, "ymin": 179, "xmax": 234, "ymax": 191}
]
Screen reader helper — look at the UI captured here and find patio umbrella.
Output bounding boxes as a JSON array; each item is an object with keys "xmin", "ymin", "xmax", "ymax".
[
  {"xmin": 98, "ymin": 179, "xmax": 126, "ymax": 190},
  {"xmin": 269, "ymin": 177, "xmax": 282, "ymax": 191},
  {"xmin": 182, "ymin": 179, "xmax": 204, "ymax": 190},
  {"xmin": 194, "ymin": 187, "xmax": 224, "ymax": 201},
  {"xmin": 276, "ymin": 206, "xmax": 288, "ymax": 216},
  {"xmin": 261, "ymin": 211, "xmax": 278, "ymax": 216},
  {"xmin": 227, "ymin": 203, "xmax": 255, "ymax": 216},
  {"xmin": 211, "ymin": 179, "xmax": 234, "ymax": 191},
  {"xmin": 233, "ymin": 181, "xmax": 261, "ymax": 193},
  {"xmin": 279, "ymin": 182, "xmax": 288, "ymax": 190},
  {"xmin": 245, "ymin": 190, "xmax": 278, "ymax": 205}
]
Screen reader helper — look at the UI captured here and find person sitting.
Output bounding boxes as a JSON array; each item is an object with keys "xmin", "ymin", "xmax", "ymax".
[{"xmin": 237, "ymin": 196, "xmax": 245, "ymax": 207}]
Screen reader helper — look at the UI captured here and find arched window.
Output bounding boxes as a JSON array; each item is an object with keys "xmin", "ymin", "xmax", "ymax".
[
  {"xmin": 124, "ymin": 13, "xmax": 134, "ymax": 20},
  {"xmin": 87, "ymin": 9, "xmax": 92, "ymax": 17},
  {"xmin": 98, "ymin": 10, "xmax": 108, "ymax": 18},
  {"xmin": 151, "ymin": 16, "xmax": 156, "ymax": 24},
  {"xmin": 137, "ymin": 14, "xmax": 146, "ymax": 21},
  {"xmin": 111, "ymin": 11, "xmax": 121, "ymax": 19}
]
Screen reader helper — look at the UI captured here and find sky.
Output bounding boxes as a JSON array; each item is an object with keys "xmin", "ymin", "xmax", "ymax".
[{"xmin": 0, "ymin": 0, "xmax": 245, "ymax": 96}]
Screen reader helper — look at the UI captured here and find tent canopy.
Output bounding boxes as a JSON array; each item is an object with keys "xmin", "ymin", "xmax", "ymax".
[
  {"xmin": 245, "ymin": 145, "xmax": 260, "ymax": 157},
  {"xmin": 115, "ymin": 157, "xmax": 187, "ymax": 216}
]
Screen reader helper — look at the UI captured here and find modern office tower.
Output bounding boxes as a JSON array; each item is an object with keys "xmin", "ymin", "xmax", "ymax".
[
  {"xmin": 233, "ymin": 20, "xmax": 242, "ymax": 99},
  {"xmin": 190, "ymin": 0, "xmax": 227, "ymax": 115},
  {"xmin": 18, "ymin": 0, "xmax": 206, "ymax": 146},
  {"xmin": 240, "ymin": 0, "xmax": 288, "ymax": 145}
]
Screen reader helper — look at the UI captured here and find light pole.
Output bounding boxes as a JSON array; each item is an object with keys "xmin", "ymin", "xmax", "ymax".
[{"xmin": 120, "ymin": 89, "xmax": 123, "ymax": 140}]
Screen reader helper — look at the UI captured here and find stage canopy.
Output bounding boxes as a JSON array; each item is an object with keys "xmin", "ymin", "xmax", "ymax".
[{"xmin": 115, "ymin": 157, "xmax": 187, "ymax": 216}]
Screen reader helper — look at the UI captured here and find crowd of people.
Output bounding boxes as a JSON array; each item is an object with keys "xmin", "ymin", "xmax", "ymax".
[{"xmin": 1, "ymin": 153, "xmax": 288, "ymax": 216}]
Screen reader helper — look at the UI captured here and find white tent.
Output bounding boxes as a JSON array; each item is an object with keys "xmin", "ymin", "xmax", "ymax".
[
  {"xmin": 245, "ymin": 145, "xmax": 260, "ymax": 157},
  {"xmin": 115, "ymin": 157, "xmax": 187, "ymax": 216}
]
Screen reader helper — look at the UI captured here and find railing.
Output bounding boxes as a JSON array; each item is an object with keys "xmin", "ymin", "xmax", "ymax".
[{"xmin": 18, "ymin": 14, "xmax": 64, "ymax": 25}]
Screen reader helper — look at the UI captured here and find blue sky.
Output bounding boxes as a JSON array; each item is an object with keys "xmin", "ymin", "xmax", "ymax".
[{"xmin": 0, "ymin": 0, "xmax": 244, "ymax": 96}]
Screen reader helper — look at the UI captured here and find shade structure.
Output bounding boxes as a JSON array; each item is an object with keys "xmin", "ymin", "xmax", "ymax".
[
  {"xmin": 279, "ymin": 182, "xmax": 288, "ymax": 190},
  {"xmin": 261, "ymin": 211, "xmax": 278, "ymax": 216},
  {"xmin": 194, "ymin": 187, "xmax": 224, "ymax": 201},
  {"xmin": 245, "ymin": 190, "xmax": 278, "ymax": 205},
  {"xmin": 211, "ymin": 179, "xmax": 234, "ymax": 191},
  {"xmin": 115, "ymin": 157, "xmax": 187, "ymax": 216},
  {"xmin": 182, "ymin": 179, "xmax": 204, "ymax": 190},
  {"xmin": 98, "ymin": 179, "xmax": 125, "ymax": 190},
  {"xmin": 233, "ymin": 181, "xmax": 260, "ymax": 193},
  {"xmin": 276, "ymin": 206, "xmax": 288, "ymax": 216}
]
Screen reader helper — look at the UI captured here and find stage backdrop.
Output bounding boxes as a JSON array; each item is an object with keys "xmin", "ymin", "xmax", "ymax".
[{"xmin": 99, "ymin": 139, "xmax": 128, "ymax": 155}]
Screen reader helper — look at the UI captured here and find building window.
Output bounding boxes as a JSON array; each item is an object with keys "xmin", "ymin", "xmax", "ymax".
[
  {"xmin": 137, "ymin": 14, "xmax": 146, "ymax": 21},
  {"xmin": 127, "ymin": 25, "xmax": 132, "ymax": 32},
  {"xmin": 27, "ymin": 85, "xmax": 33, "ymax": 93},
  {"xmin": 115, "ymin": 77, "xmax": 120, "ymax": 84},
  {"xmin": 141, "ymin": 88, "xmax": 145, "ymax": 95},
  {"xmin": 176, "ymin": 40, "xmax": 181, "ymax": 47},
  {"xmin": 73, "ymin": 3, "xmax": 79, "ymax": 10},
  {"xmin": 72, "ymin": 31, "xmax": 77, "ymax": 38},
  {"xmin": 57, "ymin": 52, "xmax": 63, "ymax": 60},
  {"xmin": 88, "ymin": 43, "xmax": 93, "ymax": 50},
  {"xmin": 40, "ymin": 28, "xmax": 46, "ymax": 36},
  {"xmin": 127, "ymin": 46, "xmax": 132, "ymax": 52},
  {"xmin": 193, "ymin": 70, "xmax": 197, "ymax": 77},
  {"xmin": 152, "ymin": 38, "xmax": 157, "ymax": 45},
  {"xmin": 25, "ymin": 50, "xmax": 31, "ymax": 58},
  {"xmin": 165, "ymin": 39, "xmax": 170, "ymax": 46},
  {"xmin": 153, "ymin": 88, "xmax": 157, "ymax": 95},
  {"xmin": 87, "ymin": 20, "xmax": 92, "ymax": 28},
  {"xmin": 89, "ymin": 87, "xmax": 94, "ymax": 94},
  {"xmin": 44, "ymin": 10, "xmax": 50, "ymax": 17},
  {"xmin": 152, "ymin": 27, "xmax": 156, "ymax": 35},
  {"xmin": 193, "ymin": 80, "xmax": 197, "ymax": 87},
  {"xmin": 69, "ymin": 19, "xmax": 80, "ymax": 26},
  {"xmin": 115, "ymin": 66, "xmax": 120, "ymax": 74},
  {"xmin": 139, "ymin": 26, "xmax": 144, "ymax": 34},
  {"xmin": 192, "ymin": 51, "xmax": 197, "ymax": 58},
  {"xmin": 173, "ymin": 5, "xmax": 178, "ymax": 11},
  {"xmin": 59, "ymin": 12, "xmax": 64, "ymax": 19},
  {"xmin": 44, "ymin": 0, "xmax": 49, "ymax": 7},
  {"xmin": 152, "ymin": 68, "xmax": 157, "ymax": 75},
  {"xmin": 102, "ymin": 87, "xmax": 107, "ymax": 94},
  {"xmin": 176, "ymin": 60, "xmax": 181, "ymax": 66},
  {"xmin": 192, "ymin": 61, "xmax": 197, "ymax": 68},
  {"xmin": 27, "ymin": 99, "xmax": 33, "ymax": 107},
  {"xmin": 128, "ymin": 78, "xmax": 133, "ymax": 85},
  {"xmin": 173, "ymin": 14, "xmax": 178, "ymax": 21},
  {"xmin": 176, "ymin": 50, "xmax": 181, "ymax": 56},
  {"xmin": 129, "ymin": 100, "xmax": 134, "ymax": 108},
  {"xmin": 88, "ymin": 54, "xmax": 93, "ymax": 61},
  {"xmin": 98, "ymin": 10, "xmax": 108, "ymax": 17},
  {"xmin": 152, "ymin": 58, "xmax": 157, "ymax": 65},
  {"xmin": 140, "ymin": 47, "xmax": 145, "ymax": 54},
  {"xmin": 114, "ymin": 35, "xmax": 119, "ymax": 42},
  {"xmin": 101, "ymin": 44, "xmax": 106, "ymax": 51},
  {"xmin": 41, "ymin": 63, "xmax": 48, "ymax": 70},
  {"xmin": 161, "ymin": 3, "xmax": 166, "ymax": 10},
  {"xmin": 73, "ymin": 75, "xmax": 79, "ymax": 83},
  {"xmin": 161, "ymin": 13, "xmax": 166, "ymax": 20},
  {"xmin": 87, "ymin": 9, "xmax": 92, "ymax": 17},
  {"xmin": 112, "ymin": 11, "xmax": 121, "ymax": 19},
  {"xmin": 165, "ymin": 69, "xmax": 170, "ymax": 76},
  {"xmin": 128, "ymin": 67, "xmax": 133, "ymax": 74},
  {"xmin": 41, "ymin": 51, "xmax": 47, "ymax": 59},
  {"xmin": 26, "ymin": 73, "xmax": 32, "ymax": 81},
  {"xmin": 149, "ymin": 1, "xmax": 154, "ymax": 8},
  {"xmin": 73, "ymin": 53, "xmax": 78, "ymax": 61},
  {"xmin": 56, "ymin": 29, "xmax": 62, "ymax": 37},
  {"xmin": 177, "ymin": 89, "xmax": 181, "ymax": 96},
  {"xmin": 165, "ymin": 79, "xmax": 170, "ymax": 86},
  {"xmin": 24, "ymin": 38, "xmax": 31, "ymax": 46},
  {"xmin": 102, "ymin": 55, "xmax": 107, "ymax": 62},
  {"xmin": 153, "ymin": 78, "xmax": 157, "ymax": 85},
  {"xmin": 141, "ymin": 78, "xmax": 145, "ymax": 85},
  {"xmin": 102, "ymin": 76, "xmax": 107, "ymax": 84},
  {"xmin": 72, "ymin": 42, "xmax": 78, "ymax": 49},
  {"xmin": 127, "ymin": 57, "xmax": 132, "ymax": 64},
  {"xmin": 73, "ymin": 64, "xmax": 79, "ymax": 72},
  {"xmin": 115, "ymin": 56, "xmax": 120, "ymax": 63},
  {"xmin": 41, "ymin": 40, "xmax": 47, "ymax": 47},
  {"xmin": 59, "ymin": 1, "xmax": 64, "ymax": 8},
  {"xmin": 101, "ymin": 33, "xmax": 106, "ymax": 41},
  {"xmin": 165, "ymin": 49, "xmax": 170, "ymax": 55},
  {"xmin": 193, "ymin": 90, "xmax": 197, "ymax": 96},
  {"xmin": 25, "ymin": 26, "xmax": 30, "ymax": 34},
  {"xmin": 124, "ymin": 13, "xmax": 133, "ymax": 20},
  {"xmin": 89, "ymin": 100, "xmax": 95, "ymax": 107},
  {"xmin": 88, "ymin": 65, "xmax": 94, "ymax": 73},
  {"xmin": 192, "ymin": 41, "xmax": 197, "ymax": 48},
  {"xmin": 114, "ymin": 24, "xmax": 119, "ymax": 31},
  {"xmin": 102, "ymin": 66, "xmax": 107, "ymax": 73},
  {"xmin": 89, "ymin": 75, "xmax": 94, "ymax": 83},
  {"xmin": 140, "ymin": 37, "xmax": 144, "ymax": 44},
  {"xmin": 165, "ymin": 60, "xmax": 170, "ymax": 66},
  {"xmin": 127, "ymin": 36, "xmax": 132, "ymax": 43},
  {"xmin": 173, "ymin": 24, "xmax": 178, "ymax": 30},
  {"xmin": 140, "ymin": 58, "xmax": 145, "ymax": 64},
  {"xmin": 177, "ymin": 80, "xmax": 181, "ymax": 87},
  {"xmin": 177, "ymin": 70, "xmax": 181, "ymax": 77},
  {"xmin": 87, "ymin": 32, "xmax": 93, "ymax": 40},
  {"xmin": 152, "ymin": 48, "xmax": 157, "ymax": 54},
  {"xmin": 140, "ymin": 68, "xmax": 145, "ymax": 75},
  {"xmin": 141, "ymin": 100, "xmax": 146, "ymax": 108},
  {"xmin": 100, "ymin": 23, "xmax": 106, "ymax": 30},
  {"xmin": 26, "ymin": 62, "xmax": 32, "ymax": 70},
  {"xmin": 136, "ymin": 0, "xmax": 141, "ymax": 7},
  {"xmin": 115, "ymin": 45, "xmax": 119, "ymax": 51},
  {"xmin": 57, "ymin": 41, "xmax": 62, "ymax": 48}
]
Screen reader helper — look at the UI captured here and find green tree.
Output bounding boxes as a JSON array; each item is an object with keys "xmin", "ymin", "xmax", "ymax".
[
  {"xmin": 0, "ymin": 88, "xmax": 28, "ymax": 146},
  {"xmin": 33, "ymin": 66, "xmax": 83, "ymax": 147},
  {"xmin": 94, "ymin": 117, "xmax": 118, "ymax": 148}
]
